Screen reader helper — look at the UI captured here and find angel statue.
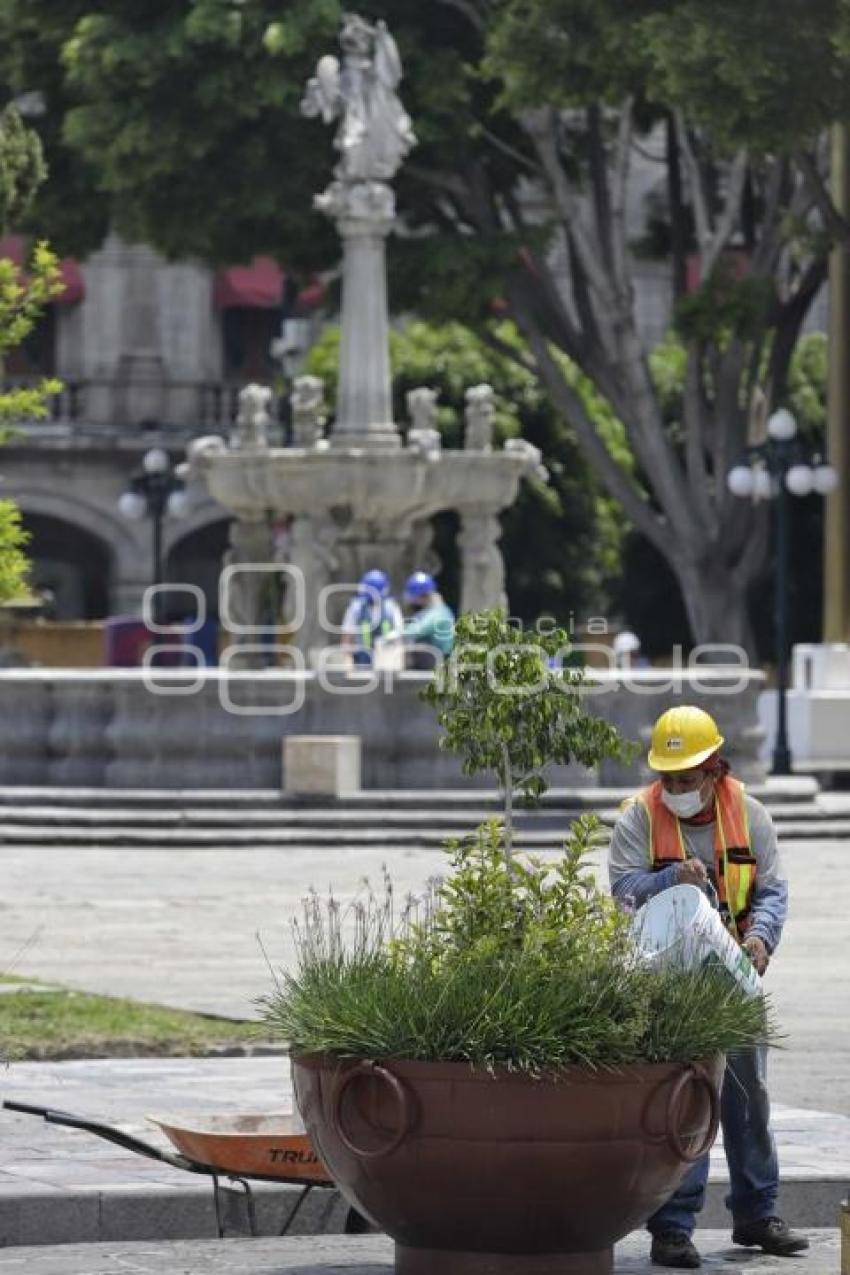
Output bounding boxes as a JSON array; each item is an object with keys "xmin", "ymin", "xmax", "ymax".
[{"xmin": 301, "ymin": 13, "xmax": 417, "ymax": 185}]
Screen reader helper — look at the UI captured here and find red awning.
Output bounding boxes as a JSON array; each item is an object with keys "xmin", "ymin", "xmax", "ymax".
[
  {"xmin": 0, "ymin": 234, "xmax": 85, "ymax": 305},
  {"xmin": 213, "ymin": 256, "xmax": 285, "ymax": 309},
  {"xmin": 213, "ymin": 257, "xmax": 326, "ymax": 312}
]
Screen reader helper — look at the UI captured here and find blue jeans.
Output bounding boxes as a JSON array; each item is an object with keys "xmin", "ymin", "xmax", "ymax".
[{"xmin": 648, "ymin": 1048, "xmax": 779, "ymax": 1236}]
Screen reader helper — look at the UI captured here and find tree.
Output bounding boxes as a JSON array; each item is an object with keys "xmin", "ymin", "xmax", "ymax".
[
  {"xmin": 0, "ymin": 104, "xmax": 63, "ymax": 602},
  {"xmin": 7, "ymin": 1, "xmax": 850, "ymax": 648},
  {"xmin": 306, "ymin": 319, "xmax": 628, "ymax": 624},
  {"xmin": 613, "ymin": 334, "xmax": 831, "ymax": 660},
  {"xmin": 422, "ymin": 609, "xmax": 629, "ymax": 859}
]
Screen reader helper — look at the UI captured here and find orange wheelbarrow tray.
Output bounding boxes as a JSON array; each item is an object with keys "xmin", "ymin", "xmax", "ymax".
[{"xmin": 2, "ymin": 1100, "xmax": 335, "ymax": 1237}]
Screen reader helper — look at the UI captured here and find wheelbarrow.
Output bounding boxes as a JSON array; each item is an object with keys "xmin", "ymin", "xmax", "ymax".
[{"xmin": 2, "ymin": 1100, "xmax": 362, "ymax": 1239}]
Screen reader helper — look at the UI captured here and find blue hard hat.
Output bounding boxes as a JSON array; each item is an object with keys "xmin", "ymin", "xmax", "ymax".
[
  {"xmin": 358, "ymin": 568, "xmax": 390, "ymax": 598},
  {"xmin": 404, "ymin": 570, "xmax": 436, "ymax": 600}
]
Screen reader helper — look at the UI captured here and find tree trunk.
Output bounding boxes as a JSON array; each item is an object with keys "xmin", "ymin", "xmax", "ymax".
[
  {"xmin": 673, "ymin": 558, "xmax": 757, "ymax": 658},
  {"xmin": 502, "ymin": 745, "xmax": 514, "ymax": 868}
]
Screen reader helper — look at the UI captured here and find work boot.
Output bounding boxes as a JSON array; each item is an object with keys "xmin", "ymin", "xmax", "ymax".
[
  {"xmin": 732, "ymin": 1215, "xmax": 810, "ymax": 1255},
  {"xmin": 650, "ymin": 1229, "xmax": 702, "ymax": 1268}
]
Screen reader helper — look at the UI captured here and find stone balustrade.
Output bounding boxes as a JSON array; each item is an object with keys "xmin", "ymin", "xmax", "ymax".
[{"xmin": 0, "ymin": 668, "xmax": 767, "ymax": 789}]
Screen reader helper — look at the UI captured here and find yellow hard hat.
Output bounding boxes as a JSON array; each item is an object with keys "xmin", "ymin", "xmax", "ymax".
[{"xmin": 647, "ymin": 705, "xmax": 724, "ymax": 772}]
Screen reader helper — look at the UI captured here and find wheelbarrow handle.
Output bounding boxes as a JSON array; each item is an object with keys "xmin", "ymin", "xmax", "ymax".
[
  {"xmin": 2, "ymin": 1099, "xmax": 203, "ymax": 1174},
  {"xmin": 4, "ymin": 1100, "xmax": 92, "ymax": 1125}
]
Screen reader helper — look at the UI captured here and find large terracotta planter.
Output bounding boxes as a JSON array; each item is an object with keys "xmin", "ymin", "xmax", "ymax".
[{"xmin": 292, "ymin": 1052, "xmax": 723, "ymax": 1274}]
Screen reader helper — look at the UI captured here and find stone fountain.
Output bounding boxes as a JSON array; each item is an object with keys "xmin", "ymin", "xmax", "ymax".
[{"xmin": 188, "ymin": 13, "xmax": 543, "ymax": 662}]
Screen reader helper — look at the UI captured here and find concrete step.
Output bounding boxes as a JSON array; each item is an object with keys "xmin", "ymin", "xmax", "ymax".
[
  {"xmin": 0, "ymin": 776, "xmax": 825, "ymax": 810},
  {"xmin": 1, "ymin": 817, "xmax": 849, "ymax": 849},
  {"xmin": 0, "ymin": 805, "xmax": 572, "ymax": 828},
  {"xmin": 0, "ymin": 823, "xmax": 584, "ymax": 849},
  {"xmin": 0, "ymin": 779, "xmax": 847, "ymax": 849},
  {"xmin": 0, "ymin": 801, "xmax": 843, "ymax": 828}
]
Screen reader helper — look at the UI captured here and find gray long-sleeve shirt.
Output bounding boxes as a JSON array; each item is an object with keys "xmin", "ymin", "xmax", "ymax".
[{"xmin": 608, "ymin": 791, "xmax": 788, "ymax": 953}]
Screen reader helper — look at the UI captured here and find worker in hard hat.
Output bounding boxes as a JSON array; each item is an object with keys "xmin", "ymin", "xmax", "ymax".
[
  {"xmin": 341, "ymin": 569, "xmax": 403, "ymax": 667},
  {"xmin": 402, "ymin": 571, "xmax": 455, "ymax": 669},
  {"xmin": 608, "ymin": 705, "xmax": 806, "ymax": 1269}
]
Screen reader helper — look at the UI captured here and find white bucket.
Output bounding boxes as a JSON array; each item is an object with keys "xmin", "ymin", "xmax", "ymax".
[{"xmin": 632, "ymin": 884, "xmax": 762, "ymax": 997}]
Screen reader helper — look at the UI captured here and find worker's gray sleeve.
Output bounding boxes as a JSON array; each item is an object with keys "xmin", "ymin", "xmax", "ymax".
[
  {"xmin": 607, "ymin": 802, "xmax": 679, "ymax": 907},
  {"xmin": 742, "ymin": 796, "xmax": 788, "ymax": 954}
]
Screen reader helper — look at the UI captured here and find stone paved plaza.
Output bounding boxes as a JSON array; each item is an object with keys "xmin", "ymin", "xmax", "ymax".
[
  {"xmin": 0, "ymin": 1231, "xmax": 839, "ymax": 1274},
  {"xmin": 1, "ymin": 836, "xmax": 847, "ymax": 1113},
  {"xmin": 0, "ymin": 832, "xmax": 848, "ymax": 1258}
]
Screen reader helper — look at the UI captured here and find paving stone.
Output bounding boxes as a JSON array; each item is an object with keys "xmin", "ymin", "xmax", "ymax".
[{"xmin": 0, "ymin": 1230, "xmax": 839, "ymax": 1274}]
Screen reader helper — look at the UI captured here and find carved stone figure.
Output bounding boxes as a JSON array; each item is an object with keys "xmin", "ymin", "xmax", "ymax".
[
  {"xmin": 301, "ymin": 14, "xmax": 417, "ymax": 186},
  {"xmin": 231, "ymin": 384, "xmax": 273, "ymax": 451},
  {"xmin": 291, "ymin": 375, "xmax": 326, "ymax": 447},
  {"xmin": 185, "ymin": 434, "xmax": 226, "ymax": 466},
  {"xmin": 464, "ymin": 384, "xmax": 496, "ymax": 452},
  {"xmin": 504, "ymin": 436, "xmax": 549, "ymax": 483},
  {"xmin": 406, "ymin": 388, "xmax": 441, "ymax": 459},
  {"xmin": 407, "ymin": 428, "xmax": 442, "ymax": 460},
  {"xmin": 406, "ymin": 387, "xmax": 438, "ymax": 432}
]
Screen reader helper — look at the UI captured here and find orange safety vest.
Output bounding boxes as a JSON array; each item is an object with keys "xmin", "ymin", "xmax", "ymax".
[{"xmin": 634, "ymin": 775, "xmax": 757, "ymax": 939}]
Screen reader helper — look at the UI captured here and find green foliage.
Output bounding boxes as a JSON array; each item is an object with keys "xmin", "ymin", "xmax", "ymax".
[
  {"xmin": 5, "ymin": 0, "xmax": 844, "ymax": 651},
  {"xmin": 0, "ymin": 106, "xmax": 46, "ymax": 231},
  {"xmin": 261, "ymin": 608, "xmax": 766, "ymax": 1071},
  {"xmin": 487, "ymin": 0, "xmax": 850, "ymax": 151},
  {"xmin": 0, "ymin": 240, "xmax": 64, "ymax": 430},
  {"xmin": 261, "ymin": 818, "xmax": 774, "ymax": 1071},
  {"xmin": 422, "ymin": 610, "xmax": 631, "ymax": 823},
  {"xmin": 0, "ymin": 500, "xmax": 29, "ymax": 604},
  {"xmin": 0, "ymin": 109, "xmax": 63, "ymax": 602},
  {"xmin": 786, "ymin": 332, "xmax": 828, "ymax": 439},
  {"xmin": 639, "ymin": 0, "xmax": 850, "ymax": 151},
  {"xmin": 307, "ymin": 320, "xmax": 628, "ymax": 620},
  {"xmin": 674, "ymin": 260, "xmax": 775, "ymax": 346}
]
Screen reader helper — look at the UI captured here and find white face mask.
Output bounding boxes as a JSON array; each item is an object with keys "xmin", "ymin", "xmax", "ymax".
[{"xmin": 661, "ymin": 787, "xmax": 706, "ymax": 819}]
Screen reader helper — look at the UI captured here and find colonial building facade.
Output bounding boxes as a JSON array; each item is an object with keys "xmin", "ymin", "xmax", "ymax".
[{"xmin": 2, "ymin": 233, "xmax": 318, "ymax": 620}]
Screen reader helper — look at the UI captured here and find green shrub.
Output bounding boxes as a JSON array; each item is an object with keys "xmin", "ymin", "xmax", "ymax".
[{"xmin": 261, "ymin": 818, "xmax": 774, "ymax": 1071}]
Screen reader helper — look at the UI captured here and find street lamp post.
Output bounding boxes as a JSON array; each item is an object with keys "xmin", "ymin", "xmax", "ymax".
[
  {"xmin": 117, "ymin": 447, "xmax": 189, "ymax": 628},
  {"xmin": 727, "ymin": 409, "xmax": 838, "ymax": 775}
]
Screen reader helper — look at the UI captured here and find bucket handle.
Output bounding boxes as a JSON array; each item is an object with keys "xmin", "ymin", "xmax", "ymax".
[
  {"xmin": 665, "ymin": 1064, "xmax": 720, "ymax": 1163},
  {"xmin": 332, "ymin": 1061, "xmax": 414, "ymax": 1160}
]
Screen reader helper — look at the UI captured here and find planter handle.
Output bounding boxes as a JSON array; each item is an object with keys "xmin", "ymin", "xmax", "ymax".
[
  {"xmin": 332, "ymin": 1062, "xmax": 414, "ymax": 1160},
  {"xmin": 665, "ymin": 1064, "xmax": 720, "ymax": 1163}
]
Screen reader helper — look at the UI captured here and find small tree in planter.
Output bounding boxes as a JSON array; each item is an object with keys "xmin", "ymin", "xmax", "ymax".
[
  {"xmin": 263, "ymin": 611, "xmax": 773, "ymax": 1275},
  {"xmin": 421, "ymin": 609, "xmax": 631, "ymax": 860}
]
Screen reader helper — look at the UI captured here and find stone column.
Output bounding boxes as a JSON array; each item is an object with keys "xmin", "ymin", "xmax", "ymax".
[
  {"xmin": 318, "ymin": 181, "xmax": 399, "ymax": 449},
  {"xmin": 285, "ymin": 513, "xmax": 340, "ymax": 661},
  {"xmin": 458, "ymin": 509, "xmax": 508, "ymax": 614},
  {"xmin": 221, "ymin": 514, "xmax": 276, "ymax": 668},
  {"xmin": 405, "ymin": 518, "xmax": 441, "ymax": 586}
]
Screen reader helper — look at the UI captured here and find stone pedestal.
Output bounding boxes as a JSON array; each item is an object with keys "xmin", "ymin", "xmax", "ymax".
[{"xmin": 283, "ymin": 734, "xmax": 362, "ymax": 795}]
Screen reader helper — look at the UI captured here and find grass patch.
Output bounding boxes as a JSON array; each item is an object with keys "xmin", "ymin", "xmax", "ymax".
[{"xmin": 0, "ymin": 977, "xmax": 276, "ymax": 1061}]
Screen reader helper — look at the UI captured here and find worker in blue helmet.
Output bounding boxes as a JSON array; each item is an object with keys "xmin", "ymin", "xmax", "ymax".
[
  {"xmin": 402, "ymin": 571, "xmax": 455, "ymax": 669},
  {"xmin": 341, "ymin": 569, "xmax": 403, "ymax": 666}
]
